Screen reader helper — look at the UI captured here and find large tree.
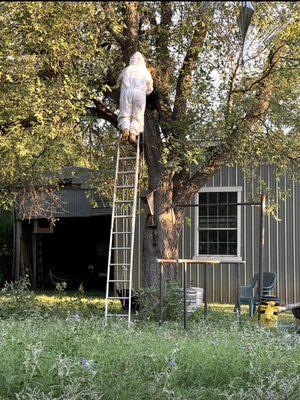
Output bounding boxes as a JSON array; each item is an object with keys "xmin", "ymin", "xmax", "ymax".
[{"xmin": 0, "ymin": 2, "xmax": 299, "ymax": 286}]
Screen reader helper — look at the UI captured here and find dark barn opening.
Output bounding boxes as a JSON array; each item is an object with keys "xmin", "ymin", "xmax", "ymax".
[
  {"xmin": 13, "ymin": 167, "xmax": 113, "ymax": 292},
  {"xmin": 41, "ymin": 216, "xmax": 111, "ymax": 291}
]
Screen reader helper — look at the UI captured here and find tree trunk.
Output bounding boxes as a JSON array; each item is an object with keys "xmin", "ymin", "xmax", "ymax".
[
  {"xmin": 142, "ymin": 111, "xmax": 187, "ymax": 287},
  {"xmin": 142, "ymin": 188, "xmax": 184, "ymax": 287}
]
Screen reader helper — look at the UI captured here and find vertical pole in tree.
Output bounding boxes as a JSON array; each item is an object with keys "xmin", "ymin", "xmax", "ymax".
[
  {"xmin": 183, "ymin": 261, "xmax": 187, "ymax": 330},
  {"xmin": 258, "ymin": 194, "xmax": 266, "ymax": 321},
  {"xmin": 159, "ymin": 261, "xmax": 163, "ymax": 326}
]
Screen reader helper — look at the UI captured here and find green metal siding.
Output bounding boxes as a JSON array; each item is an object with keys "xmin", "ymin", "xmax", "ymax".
[{"xmin": 134, "ymin": 166, "xmax": 300, "ymax": 305}]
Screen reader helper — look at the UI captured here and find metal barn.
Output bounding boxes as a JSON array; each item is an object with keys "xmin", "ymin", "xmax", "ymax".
[{"xmin": 12, "ymin": 165, "xmax": 300, "ymax": 304}]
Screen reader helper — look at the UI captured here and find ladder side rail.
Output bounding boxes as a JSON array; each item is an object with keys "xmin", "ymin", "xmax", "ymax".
[
  {"xmin": 105, "ymin": 142, "xmax": 121, "ymax": 321},
  {"xmin": 128, "ymin": 135, "xmax": 140, "ymax": 325}
]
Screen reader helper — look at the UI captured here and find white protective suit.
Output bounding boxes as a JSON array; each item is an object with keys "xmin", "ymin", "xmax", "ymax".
[{"xmin": 117, "ymin": 52, "xmax": 153, "ymax": 136}]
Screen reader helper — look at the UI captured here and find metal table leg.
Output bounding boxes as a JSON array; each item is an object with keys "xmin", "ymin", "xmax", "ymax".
[
  {"xmin": 183, "ymin": 262, "xmax": 187, "ymax": 330},
  {"xmin": 159, "ymin": 262, "xmax": 163, "ymax": 326},
  {"xmin": 204, "ymin": 263, "xmax": 208, "ymax": 318},
  {"xmin": 235, "ymin": 263, "xmax": 241, "ymax": 325}
]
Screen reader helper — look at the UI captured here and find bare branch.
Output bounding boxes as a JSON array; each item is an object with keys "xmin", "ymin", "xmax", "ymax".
[
  {"xmin": 231, "ymin": 45, "xmax": 285, "ymax": 96},
  {"xmin": 90, "ymin": 100, "xmax": 118, "ymax": 128}
]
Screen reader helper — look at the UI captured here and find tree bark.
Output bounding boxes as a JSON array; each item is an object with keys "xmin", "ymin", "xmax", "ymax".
[
  {"xmin": 142, "ymin": 187, "xmax": 184, "ymax": 287},
  {"xmin": 142, "ymin": 111, "xmax": 185, "ymax": 287}
]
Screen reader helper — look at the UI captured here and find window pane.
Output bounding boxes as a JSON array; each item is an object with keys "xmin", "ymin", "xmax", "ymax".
[
  {"xmin": 199, "ymin": 230, "xmax": 208, "ymax": 242},
  {"xmin": 228, "ymin": 192, "xmax": 237, "ymax": 203},
  {"xmin": 228, "ymin": 205, "xmax": 237, "ymax": 215},
  {"xmin": 219, "ymin": 205, "xmax": 227, "ymax": 216},
  {"xmin": 209, "ymin": 243, "xmax": 217, "ymax": 254},
  {"xmin": 228, "ymin": 216, "xmax": 237, "ymax": 228},
  {"xmin": 219, "ymin": 192, "xmax": 227, "ymax": 203},
  {"xmin": 218, "ymin": 243, "xmax": 227, "ymax": 255},
  {"xmin": 228, "ymin": 231, "xmax": 237, "ymax": 242},
  {"xmin": 208, "ymin": 205, "xmax": 218, "ymax": 227},
  {"xmin": 218, "ymin": 217, "xmax": 228, "ymax": 228},
  {"xmin": 199, "ymin": 242, "xmax": 208, "ymax": 254},
  {"xmin": 199, "ymin": 193, "xmax": 207, "ymax": 204},
  {"xmin": 208, "ymin": 193, "xmax": 217, "ymax": 204},
  {"xmin": 199, "ymin": 217, "xmax": 208, "ymax": 228},
  {"xmin": 218, "ymin": 230, "xmax": 227, "ymax": 243},
  {"xmin": 199, "ymin": 205, "xmax": 207, "ymax": 216},
  {"xmin": 209, "ymin": 231, "xmax": 217, "ymax": 242},
  {"xmin": 228, "ymin": 243, "xmax": 237, "ymax": 255}
]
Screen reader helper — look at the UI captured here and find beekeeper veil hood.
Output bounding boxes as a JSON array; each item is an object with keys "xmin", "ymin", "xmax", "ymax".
[{"xmin": 129, "ymin": 52, "xmax": 146, "ymax": 66}]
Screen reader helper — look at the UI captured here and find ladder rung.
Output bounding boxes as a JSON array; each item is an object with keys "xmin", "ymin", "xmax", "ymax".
[
  {"xmin": 116, "ymin": 185, "xmax": 134, "ymax": 189},
  {"xmin": 114, "ymin": 215, "xmax": 133, "ymax": 219},
  {"xmin": 119, "ymin": 157, "xmax": 136, "ymax": 160},
  {"xmin": 110, "ymin": 263, "xmax": 130, "ymax": 266},
  {"xmin": 109, "ymin": 280, "xmax": 130, "ymax": 283},
  {"xmin": 106, "ymin": 314, "xmax": 128, "ymax": 317},
  {"xmin": 108, "ymin": 296, "xmax": 129, "ymax": 300},
  {"xmin": 111, "ymin": 247, "xmax": 131, "ymax": 250},
  {"xmin": 112, "ymin": 231, "xmax": 132, "ymax": 234},
  {"xmin": 115, "ymin": 200, "xmax": 134, "ymax": 204},
  {"xmin": 118, "ymin": 171, "xmax": 135, "ymax": 175}
]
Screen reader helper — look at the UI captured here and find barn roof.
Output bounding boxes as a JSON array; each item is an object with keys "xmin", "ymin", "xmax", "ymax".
[{"xmin": 17, "ymin": 166, "xmax": 111, "ymax": 220}]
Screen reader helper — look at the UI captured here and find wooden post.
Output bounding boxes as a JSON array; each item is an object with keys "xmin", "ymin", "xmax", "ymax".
[
  {"xmin": 14, "ymin": 219, "xmax": 22, "ymax": 281},
  {"xmin": 32, "ymin": 229, "xmax": 37, "ymax": 289}
]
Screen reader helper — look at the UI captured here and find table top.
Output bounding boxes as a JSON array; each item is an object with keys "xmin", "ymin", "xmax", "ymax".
[{"xmin": 157, "ymin": 258, "xmax": 245, "ymax": 265}]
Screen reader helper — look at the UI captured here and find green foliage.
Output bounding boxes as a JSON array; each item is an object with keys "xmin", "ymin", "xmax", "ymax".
[
  {"xmin": 0, "ymin": 275, "xmax": 36, "ymax": 318},
  {"xmin": 0, "ymin": 2, "xmax": 299, "ymax": 213},
  {"xmin": 0, "ymin": 2, "xmax": 115, "ymax": 206},
  {"xmin": 138, "ymin": 282, "xmax": 184, "ymax": 321},
  {"xmin": 0, "ymin": 301, "xmax": 299, "ymax": 399},
  {"xmin": 0, "ymin": 209, "xmax": 12, "ymax": 257},
  {"xmin": 0, "ymin": 282, "xmax": 120, "ymax": 319}
]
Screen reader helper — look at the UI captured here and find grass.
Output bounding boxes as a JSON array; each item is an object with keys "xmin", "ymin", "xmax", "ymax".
[{"xmin": 0, "ymin": 290, "xmax": 299, "ymax": 399}]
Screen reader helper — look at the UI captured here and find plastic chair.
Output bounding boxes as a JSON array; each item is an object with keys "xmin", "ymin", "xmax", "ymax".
[
  {"xmin": 237, "ymin": 272, "xmax": 279, "ymax": 316},
  {"xmin": 236, "ymin": 273, "xmax": 258, "ymax": 316},
  {"xmin": 254, "ymin": 272, "xmax": 279, "ymax": 306}
]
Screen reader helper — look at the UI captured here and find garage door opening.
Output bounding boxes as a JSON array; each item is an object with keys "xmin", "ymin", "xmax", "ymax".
[{"xmin": 40, "ymin": 216, "xmax": 111, "ymax": 292}]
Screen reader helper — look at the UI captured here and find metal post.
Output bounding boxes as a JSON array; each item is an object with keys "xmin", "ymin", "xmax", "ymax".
[
  {"xmin": 159, "ymin": 262, "xmax": 163, "ymax": 326},
  {"xmin": 204, "ymin": 263, "xmax": 208, "ymax": 318},
  {"xmin": 258, "ymin": 194, "xmax": 266, "ymax": 321},
  {"xmin": 235, "ymin": 263, "xmax": 241, "ymax": 325},
  {"xmin": 183, "ymin": 262, "xmax": 187, "ymax": 330}
]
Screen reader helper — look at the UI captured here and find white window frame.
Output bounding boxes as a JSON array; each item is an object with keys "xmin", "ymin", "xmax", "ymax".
[{"xmin": 193, "ymin": 186, "xmax": 242, "ymax": 262}]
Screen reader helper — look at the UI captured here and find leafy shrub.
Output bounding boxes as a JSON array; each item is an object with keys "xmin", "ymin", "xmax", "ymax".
[
  {"xmin": 138, "ymin": 281, "xmax": 183, "ymax": 321},
  {"xmin": 0, "ymin": 275, "xmax": 37, "ymax": 318}
]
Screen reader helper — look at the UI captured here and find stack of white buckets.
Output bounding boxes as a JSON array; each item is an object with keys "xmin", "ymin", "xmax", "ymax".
[{"xmin": 186, "ymin": 287, "xmax": 204, "ymax": 314}]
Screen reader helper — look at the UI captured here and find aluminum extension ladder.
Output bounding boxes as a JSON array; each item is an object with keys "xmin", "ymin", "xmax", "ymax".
[{"xmin": 104, "ymin": 135, "xmax": 140, "ymax": 326}]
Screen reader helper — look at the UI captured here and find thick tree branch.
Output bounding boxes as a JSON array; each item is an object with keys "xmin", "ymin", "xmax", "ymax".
[
  {"xmin": 121, "ymin": 2, "xmax": 139, "ymax": 64},
  {"xmin": 90, "ymin": 100, "xmax": 118, "ymax": 128},
  {"xmin": 173, "ymin": 4, "xmax": 213, "ymax": 120}
]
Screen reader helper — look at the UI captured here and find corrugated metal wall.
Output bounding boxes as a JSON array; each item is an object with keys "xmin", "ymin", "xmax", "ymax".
[{"xmin": 133, "ymin": 166, "xmax": 300, "ymax": 304}]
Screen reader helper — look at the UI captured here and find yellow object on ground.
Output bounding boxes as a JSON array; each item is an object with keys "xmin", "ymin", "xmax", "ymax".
[{"xmin": 259, "ymin": 301, "xmax": 279, "ymax": 327}]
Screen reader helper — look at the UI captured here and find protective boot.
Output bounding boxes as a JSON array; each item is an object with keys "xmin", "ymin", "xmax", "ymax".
[
  {"xmin": 121, "ymin": 128, "xmax": 129, "ymax": 142},
  {"xmin": 129, "ymin": 132, "xmax": 137, "ymax": 145}
]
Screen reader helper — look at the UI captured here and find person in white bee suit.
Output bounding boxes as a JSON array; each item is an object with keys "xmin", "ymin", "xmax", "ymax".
[{"xmin": 117, "ymin": 52, "xmax": 153, "ymax": 145}]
